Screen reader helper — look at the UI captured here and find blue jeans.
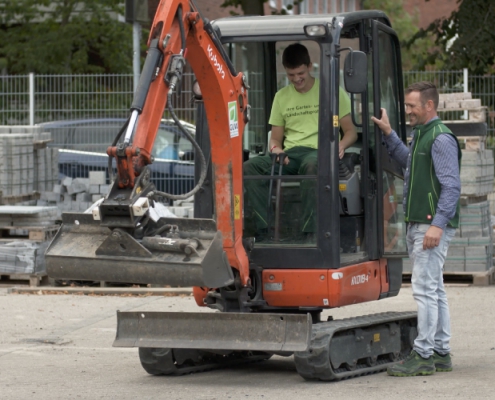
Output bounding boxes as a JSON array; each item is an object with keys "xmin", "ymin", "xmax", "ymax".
[{"xmin": 407, "ymin": 223, "xmax": 456, "ymax": 358}]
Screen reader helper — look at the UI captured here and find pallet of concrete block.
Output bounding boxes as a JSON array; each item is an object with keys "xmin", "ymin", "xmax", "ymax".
[
  {"xmin": 0, "ymin": 240, "xmax": 50, "ymax": 286},
  {"xmin": 403, "ymin": 199, "xmax": 494, "ymax": 285},
  {"xmin": 0, "ymin": 191, "xmax": 40, "ymax": 206},
  {"xmin": 446, "ymin": 200, "xmax": 493, "ymax": 284},
  {"xmin": 438, "ymin": 92, "xmax": 487, "ymax": 123},
  {"xmin": 0, "ymin": 126, "xmax": 59, "ymax": 197},
  {"xmin": 0, "ymin": 134, "xmax": 35, "ymax": 197},
  {"xmin": 0, "ymin": 205, "xmax": 60, "ymax": 237},
  {"xmin": 460, "ymin": 149, "xmax": 494, "ymax": 197}
]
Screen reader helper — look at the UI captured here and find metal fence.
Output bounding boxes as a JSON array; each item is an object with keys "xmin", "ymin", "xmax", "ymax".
[
  {"xmin": 2, "ymin": 70, "xmax": 493, "ymax": 135},
  {"xmin": 0, "ymin": 73, "xmax": 197, "ymax": 126},
  {"xmin": 1, "ymin": 70, "xmax": 494, "ymax": 195}
]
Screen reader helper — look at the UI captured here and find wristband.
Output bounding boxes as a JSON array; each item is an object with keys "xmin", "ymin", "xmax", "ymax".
[{"xmin": 270, "ymin": 145, "xmax": 278, "ymax": 152}]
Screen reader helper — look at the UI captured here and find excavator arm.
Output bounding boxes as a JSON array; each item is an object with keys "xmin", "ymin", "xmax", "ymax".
[{"xmin": 46, "ymin": 0, "xmax": 251, "ymax": 288}]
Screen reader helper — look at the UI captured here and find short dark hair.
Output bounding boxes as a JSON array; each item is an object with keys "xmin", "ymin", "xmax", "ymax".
[
  {"xmin": 405, "ymin": 81, "xmax": 439, "ymax": 109},
  {"xmin": 282, "ymin": 43, "xmax": 311, "ymax": 69}
]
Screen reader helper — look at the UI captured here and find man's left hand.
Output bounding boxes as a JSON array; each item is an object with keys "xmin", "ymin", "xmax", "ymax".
[{"xmin": 423, "ymin": 225, "xmax": 443, "ymax": 250}]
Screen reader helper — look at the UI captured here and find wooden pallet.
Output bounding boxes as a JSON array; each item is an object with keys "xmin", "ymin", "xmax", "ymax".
[
  {"xmin": 0, "ymin": 192, "xmax": 40, "ymax": 206},
  {"xmin": 403, "ymin": 266, "xmax": 495, "ymax": 286},
  {"xmin": 457, "ymin": 135, "xmax": 486, "ymax": 151},
  {"xmin": 0, "ymin": 225, "xmax": 60, "ymax": 241},
  {"xmin": 0, "ymin": 273, "xmax": 46, "ymax": 287}
]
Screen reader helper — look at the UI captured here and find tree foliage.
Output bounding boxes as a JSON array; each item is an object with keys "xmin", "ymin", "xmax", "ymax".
[
  {"xmin": 362, "ymin": 0, "xmax": 438, "ymax": 71},
  {"xmin": 0, "ymin": 0, "xmax": 133, "ymax": 74},
  {"xmin": 220, "ymin": 0, "xmax": 302, "ymax": 16},
  {"xmin": 408, "ymin": 0, "xmax": 495, "ymax": 74}
]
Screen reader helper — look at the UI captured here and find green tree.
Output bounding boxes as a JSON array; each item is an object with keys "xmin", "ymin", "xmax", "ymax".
[
  {"xmin": 409, "ymin": 0, "xmax": 495, "ymax": 74},
  {"xmin": 362, "ymin": 0, "xmax": 439, "ymax": 70},
  {"xmin": 0, "ymin": 0, "xmax": 133, "ymax": 74}
]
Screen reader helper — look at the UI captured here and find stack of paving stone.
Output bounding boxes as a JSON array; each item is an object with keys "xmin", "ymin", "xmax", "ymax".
[
  {"xmin": 167, "ymin": 196, "xmax": 194, "ymax": 218},
  {"xmin": 38, "ymin": 171, "xmax": 110, "ymax": 216},
  {"xmin": 0, "ymin": 126, "xmax": 58, "ymax": 199},
  {"xmin": 0, "ymin": 134, "xmax": 34, "ymax": 196},
  {"xmin": 0, "ymin": 206, "xmax": 59, "ymax": 276},
  {"xmin": 39, "ymin": 170, "xmax": 189, "ymax": 219}
]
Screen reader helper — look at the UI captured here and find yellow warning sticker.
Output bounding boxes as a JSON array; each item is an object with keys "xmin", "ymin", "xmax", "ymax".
[
  {"xmin": 234, "ymin": 195, "xmax": 241, "ymax": 219},
  {"xmin": 339, "ymin": 183, "xmax": 347, "ymax": 191},
  {"xmin": 333, "ymin": 115, "xmax": 339, "ymax": 127},
  {"xmin": 373, "ymin": 333, "xmax": 380, "ymax": 342}
]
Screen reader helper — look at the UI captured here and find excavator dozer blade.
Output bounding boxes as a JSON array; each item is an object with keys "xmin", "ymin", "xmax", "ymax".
[
  {"xmin": 114, "ymin": 311, "xmax": 312, "ymax": 352},
  {"xmin": 45, "ymin": 213, "xmax": 234, "ymax": 288}
]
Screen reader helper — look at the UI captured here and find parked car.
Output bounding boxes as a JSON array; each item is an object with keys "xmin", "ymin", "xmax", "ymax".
[{"xmin": 37, "ymin": 118, "xmax": 196, "ymax": 195}]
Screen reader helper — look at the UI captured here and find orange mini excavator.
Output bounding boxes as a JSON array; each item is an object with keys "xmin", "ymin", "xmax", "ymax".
[{"xmin": 46, "ymin": 0, "xmax": 417, "ymax": 380}]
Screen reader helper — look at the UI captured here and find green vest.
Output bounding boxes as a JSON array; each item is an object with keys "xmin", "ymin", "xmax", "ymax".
[{"xmin": 405, "ymin": 119, "xmax": 461, "ymax": 228}]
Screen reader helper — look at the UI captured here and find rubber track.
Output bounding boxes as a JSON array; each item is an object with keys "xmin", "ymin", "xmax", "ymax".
[
  {"xmin": 294, "ymin": 311, "xmax": 418, "ymax": 381},
  {"xmin": 140, "ymin": 348, "xmax": 272, "ymax": 376}
]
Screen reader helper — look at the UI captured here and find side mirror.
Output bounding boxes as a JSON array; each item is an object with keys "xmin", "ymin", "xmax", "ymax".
[{"xmin": 343, "ymin": 51, "xmax": 368, "ymax": 94}]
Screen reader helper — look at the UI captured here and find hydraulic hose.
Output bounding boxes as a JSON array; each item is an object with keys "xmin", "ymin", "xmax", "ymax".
[{"xmin": 151, "ymin": 92, "xmax": 207, "ymax": 201}]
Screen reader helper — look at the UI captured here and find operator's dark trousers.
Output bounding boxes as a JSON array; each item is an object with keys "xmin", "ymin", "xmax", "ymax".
[{"xmin": 243, "ymin": 146, "xmax": 317, "ymax": 233}]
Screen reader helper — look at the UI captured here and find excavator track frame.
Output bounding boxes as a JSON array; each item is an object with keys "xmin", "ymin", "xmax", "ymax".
[
  {"xmin": 294, "ymin": 311, "xmax": 417, "ymax": 381},
  {"xmin": 139, "ymin": 348, "xmax": 272, "ymax": 376},
  {"xmin": 132, "ymin": 311, "xmax": 416, "ymax": 379}
]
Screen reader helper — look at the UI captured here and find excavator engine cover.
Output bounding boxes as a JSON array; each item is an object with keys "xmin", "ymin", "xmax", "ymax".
[{"xmin": 46, "ymin": 213, "xmax": 234, "ymax": 288}]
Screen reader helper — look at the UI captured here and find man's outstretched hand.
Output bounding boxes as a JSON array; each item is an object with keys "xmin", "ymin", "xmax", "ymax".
[{"xmin": 371, "ymin": 108, "xmax": 393, "ymax": 136}]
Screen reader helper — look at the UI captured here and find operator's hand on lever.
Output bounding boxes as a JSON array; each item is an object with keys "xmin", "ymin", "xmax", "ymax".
[
  {"xmin": 371, "ymin": 108, "xmax": 393, "ymax": 136},
  {"xmin": 270, "ymin": 126, "xmax": 289, "ymax": 165},
  {"xmin": 338, "ymin": 143, "xmax": 346, "ymax": 159},
  {"xmin": 271, "ymin": 147, "xmax": 289, "ymax": 165}
]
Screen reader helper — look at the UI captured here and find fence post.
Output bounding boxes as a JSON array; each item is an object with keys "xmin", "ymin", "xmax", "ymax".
[
  {"xmin": 463, "ymin": 68, "xmax": 468, "ymax": 120},
  {"xmin": 29, "ymin": 72, "xmax": 34, "ymax": 126},
  {"xmin": 133, "ymin": 22, "xmax": 141, "ymax": 92}
]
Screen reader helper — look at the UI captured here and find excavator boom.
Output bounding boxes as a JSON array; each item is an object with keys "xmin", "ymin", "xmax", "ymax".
[{"xmin": 47, "ymin": 0, "xmax": 250, "ymax": 288}]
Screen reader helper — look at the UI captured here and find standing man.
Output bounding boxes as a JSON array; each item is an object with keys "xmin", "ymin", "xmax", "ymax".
[
  {"xmin": 372, "ymin": 81, "xmax": 461, "ymax": 377},
  {"xmin": 244, "ymin": 43, "xmax": 357, "ymax": 240}
]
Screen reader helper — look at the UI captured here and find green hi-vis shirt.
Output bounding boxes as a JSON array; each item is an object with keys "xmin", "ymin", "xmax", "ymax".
[{"xmin": 268, "ymin": 78, "xmax": 351, "ymax": 151}]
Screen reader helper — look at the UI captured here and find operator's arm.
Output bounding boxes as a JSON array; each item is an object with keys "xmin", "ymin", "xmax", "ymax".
[
  {"xmin": 269, "ymin": 125, "xmax": 289, "ymax": 165},
  {"xmin": 339, "ymin": 113, "xmax": 357, "ymax": 159},
  {"xmin": 371, "ymin": 108, "xmax": 409, "ymax": 169}
]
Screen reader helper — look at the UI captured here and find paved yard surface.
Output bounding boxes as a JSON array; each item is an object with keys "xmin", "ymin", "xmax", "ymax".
[{"xmin": 1, "ymin": 285, "xmax": 494, "ymax": 400}]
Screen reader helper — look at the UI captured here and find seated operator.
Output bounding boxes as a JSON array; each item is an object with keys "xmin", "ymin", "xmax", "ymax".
[{"xmin": 243, "ymin": 43, "xmax": 357, "ymax": 241}]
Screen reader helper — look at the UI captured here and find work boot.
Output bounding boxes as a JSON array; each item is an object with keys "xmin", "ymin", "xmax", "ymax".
[
  {"xmin": 387, "ymin": 350, "xmax": 435, "ymax": 377},
  {"xmin": 432, "ymin": 350, "xmax": 453, "ymax": 372}
]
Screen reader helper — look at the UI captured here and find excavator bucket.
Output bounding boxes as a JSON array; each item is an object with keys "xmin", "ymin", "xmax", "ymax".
[
  {"xmin": 114, "ymin": 311, "xmax": 312, "ymax": 352},
  {"xmin": 45, "ymin": 212, "xmax": 234, "ymax": 288}
]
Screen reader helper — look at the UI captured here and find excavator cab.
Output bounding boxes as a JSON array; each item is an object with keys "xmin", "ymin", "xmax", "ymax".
[
  {"xmin": 46, "ymin": 2, "xmax": 417, "ymax": 380},
  {"xmin": 191, "ymin": 14, "xmax": 410, "ymax": 313}
]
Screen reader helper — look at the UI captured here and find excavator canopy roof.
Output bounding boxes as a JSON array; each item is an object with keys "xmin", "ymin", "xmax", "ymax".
[{"xmin": 211, "ymin": 10, "xmax": 391, "ymax": 42}]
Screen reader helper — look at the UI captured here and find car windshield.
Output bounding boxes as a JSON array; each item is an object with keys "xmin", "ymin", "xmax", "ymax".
[{"xmin": 39, "ymin": 119, "xmax": 195, "ymax": 161}]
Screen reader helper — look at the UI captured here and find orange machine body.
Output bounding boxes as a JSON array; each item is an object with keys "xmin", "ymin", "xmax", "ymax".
[{"xmin": 262, "ymin": 260, "xmax": 390, "ymax": 308}]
